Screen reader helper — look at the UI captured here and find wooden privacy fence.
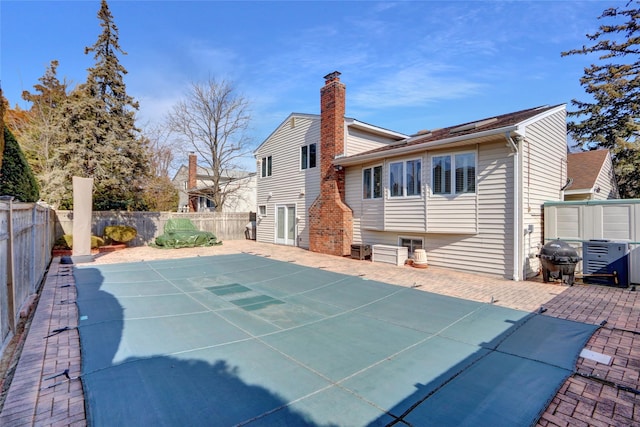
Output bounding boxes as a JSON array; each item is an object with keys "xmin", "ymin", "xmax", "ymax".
[
  {"xmin": 54, "ymin": 211, "xmax": 254, "ymax": 246},
  {"xmin": 544, "ymin": 199, "xmax": 640, "ymax": 284},
  {"xmin": 0, "ymin": 200, "xmax": 54, "ymax": 348}
]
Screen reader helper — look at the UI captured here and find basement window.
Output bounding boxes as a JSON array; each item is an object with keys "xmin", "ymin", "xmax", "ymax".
[{"xmin": 399, "ymin": 237, "xmax": 423, "ymax": 258}]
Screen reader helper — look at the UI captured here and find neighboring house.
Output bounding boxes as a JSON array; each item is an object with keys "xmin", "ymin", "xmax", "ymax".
[
  {"xmin": 172, "ymin": 153, "xmax": 257, "ymax": 212},
  {"xmin": 564, "ymin": 149, "xmax": 619, "ymax": 201},
  {"xmin": 255, "ymin": 71, "xmax": 569, "ymax": 281}
]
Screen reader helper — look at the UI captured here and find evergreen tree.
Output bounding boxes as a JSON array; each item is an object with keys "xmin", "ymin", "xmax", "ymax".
[
  {"xmin": 562, "ymin": 1, "xmax": 640, "ymax": 198},
  {"xmin": 0, "ymin": 89, "xmax": 6, "ymax": 167},
  {"xmin": 48, "ymin": 0, "xmax": 150, "ymax": 210},
  {"xmin": 0, "ymin": 126, "xmax": 40, "ymax": 202},
  {"xmin": 16, "ymin": 60, "xmax": 68, "ymax": 187}
]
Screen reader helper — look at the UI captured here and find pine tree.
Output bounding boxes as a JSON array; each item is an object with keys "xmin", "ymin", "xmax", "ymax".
[
  {"xmin": 562, "ymin": 1, "xmax": 640, "ymax": 198},
  {"xmin": 47, "ymin": 0, "xmax": 150, "ymax": 210},
  {"xmin": 0, "ymin": 89, "xmax": 6, "ymax": 167},
  {"xmin": 15, "ymin": 60, "xmax": 68, "ymax": 185}
]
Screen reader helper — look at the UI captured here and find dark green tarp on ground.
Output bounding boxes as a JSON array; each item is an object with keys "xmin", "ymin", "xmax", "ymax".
[
  {"xmin": 74, "ymin": 254, "xmax": 598, "ymax": 426},
  {"xmin": 152, "ymin": 218, "xmax": 221, "ymax": 248}
]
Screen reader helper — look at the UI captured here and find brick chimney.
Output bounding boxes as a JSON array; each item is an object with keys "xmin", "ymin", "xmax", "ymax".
[
  {"xmin": 308, "ymin": 72, "xmax": 353, "ymax": 256},
  {"xmin": 188, "ymin": 152, "xmax": 198, "ymax": 212}
]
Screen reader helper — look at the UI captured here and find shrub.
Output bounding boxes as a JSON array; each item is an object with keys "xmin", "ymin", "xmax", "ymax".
[
  {"xmin": 0, "ymin": 126, "xmax": 39, "ymax": 202},
  {"xmin": 103, "ymin": 225, "xmax": 137, "ymax": 244},
  {"xmin": 54, "ymin": 234, "xmax": 104, "ymax": 249}
]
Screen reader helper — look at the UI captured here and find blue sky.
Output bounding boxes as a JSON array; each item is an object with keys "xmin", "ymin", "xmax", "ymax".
[{"xmin": 1, "ymin": 1, "xmax": 613, "ymax": 168}]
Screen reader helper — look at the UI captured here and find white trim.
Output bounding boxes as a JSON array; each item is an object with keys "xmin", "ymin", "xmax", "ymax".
[
  {"xmin": 335, "ymin": 125, "xmax": 518, "ymax": 166},
  {"xmin": 429, "ymin": 150, "xmax": 478, "ymax": 197},
  {"xmin": 388, "ymin": 157, "xmax": 423, "ymax": 198},
  {"xmin": 362, "ymin": 164, "xmax": 383, "ymax": 200}
]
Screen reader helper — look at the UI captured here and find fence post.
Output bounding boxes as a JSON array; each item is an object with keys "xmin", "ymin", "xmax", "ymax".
[
  {"xmin": 1, "ymin": 196, "xmax": 15, "ymax": 332},
  {"xmin": 31, "ymin": 205, "xmax": 37, "ymax": 293}
]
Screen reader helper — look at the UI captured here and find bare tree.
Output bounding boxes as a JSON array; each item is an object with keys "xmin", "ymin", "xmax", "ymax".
[
  {"xmin": 142, "ymin": 122, "xmax": 175, "ymax": 178},
  {"xmin": 166, "ymin": 77, "xmax": 253, "ymax": 212},
  {"xmin": 139, "ymin": 123, "xmax": 178, "ymax": 211}
]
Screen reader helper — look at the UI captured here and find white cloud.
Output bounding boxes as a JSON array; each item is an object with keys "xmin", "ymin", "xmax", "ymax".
[{"xmin": 350, "ymin": 64, "xmax": 485, "ymax": 110}]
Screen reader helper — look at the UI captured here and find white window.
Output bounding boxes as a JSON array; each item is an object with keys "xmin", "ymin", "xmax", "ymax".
[
  {"xmin": 301, "ymin": 143, "xmax": 317, "ymax": 170},
  {"xmin": 389, "ymin": 159, "xmax": 421, "ymax": 197},
  {"xmin": 258, "ymin": 205, "xmax": 266, "ymax": 216},
  {"xmin": 399, "ymin": 237, "xmax": 423, "ymax": 258},
  {"xmin": 363, "ymin": 165, "xmax": 382, "ymax": 199},
  {"xmin": 198, "ymin": 196, "xmax": 215, "ymax": 211},
  {"xmin": 261, "ymin": 156, "xmax": 272, "ymax": 177},
  {"xmin": 432, "ymin": 152, "xmax": 475, "ymax": 195}
]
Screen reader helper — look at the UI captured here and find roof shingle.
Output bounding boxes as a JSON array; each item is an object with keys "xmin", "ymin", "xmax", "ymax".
[{"xmin": 567, "ymin": 149, "xmax": 609, "ymax": 191}]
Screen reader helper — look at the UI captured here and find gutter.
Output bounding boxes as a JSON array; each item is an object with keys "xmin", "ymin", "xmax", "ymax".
[
  {"xmin": 505, "ymin": 131, "xmax": 522, "ymax": 281},
  {"xmin": 334, "ymin": 125, "xmax": 518, "ymax": 166}
]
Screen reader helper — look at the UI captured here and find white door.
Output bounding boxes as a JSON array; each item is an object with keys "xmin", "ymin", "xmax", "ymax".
[{"xmin": 275, "ymin": 205, "xmax": 296, "ymax": 245}]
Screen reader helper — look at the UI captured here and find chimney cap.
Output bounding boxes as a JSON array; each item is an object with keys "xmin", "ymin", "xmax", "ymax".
[{"xmin": 324, "ymin": 71, "xmax": 341, "ymax": 83}]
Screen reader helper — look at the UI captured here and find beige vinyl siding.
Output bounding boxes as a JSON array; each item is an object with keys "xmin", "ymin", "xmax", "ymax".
[
  {"xmin": 345, "ymin": 128, "xmax": 396, "ymax": 156},
  {"xmin": 345, "ymin": 164, "xmax": 384, "ymax": 244},
  {"xmin": 521, "ymin": 109, "xmax": 567, "ymax": 277},
  {"xmin": 255, "ymin": 115, "xmax": 321, "ymax": 247},
  {"xmin": 425, "ymin": 148, "xmax": 478, "ymax": 233},
  {"xmin": 351, "ymin": 140, "xmax": 516, "ymax": 278},
  {"xmin": 384, "ymin": 155, "xmax": 426, "ymax": 232},
  {"xmin": 362, "ymin": 201, "xmax": 384, "ymax": 230},
  {"xmin": 345, "ymin": 167, "xmax": 363, "ymax": 242},
  {"xmin": 594, "ymin": 153, "xmax": 619, "ymax": 200},
  {"xmin": 424, "ymin": 141, "xmax": 514, "ymax": 277}
]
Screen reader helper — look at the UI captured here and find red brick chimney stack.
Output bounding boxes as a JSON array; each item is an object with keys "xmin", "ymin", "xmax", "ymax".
[
  {"xmin": 308, "ymin": 72, "xmax": 353, "ymax": 256},
  {"xmin": 188, "ymin": 152, "xmax": 198, "ymax": 212}
]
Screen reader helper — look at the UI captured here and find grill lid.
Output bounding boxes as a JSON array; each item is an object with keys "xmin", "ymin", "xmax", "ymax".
[{"xmin": 538, "ymin": 239, "xmax": 581, "ymax": 264}]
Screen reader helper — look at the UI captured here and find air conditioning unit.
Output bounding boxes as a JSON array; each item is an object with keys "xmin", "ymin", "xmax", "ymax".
[{"xmin": 582, "ymin": 240, "xmax": 629, "ymax": 288}]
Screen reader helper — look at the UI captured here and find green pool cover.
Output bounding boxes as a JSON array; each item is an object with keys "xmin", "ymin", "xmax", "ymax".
[{"xmin": 74, "ymin": 254, "xmax": 598, "ymax": 426}]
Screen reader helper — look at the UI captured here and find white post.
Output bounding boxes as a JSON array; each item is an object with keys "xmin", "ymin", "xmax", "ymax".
[{"xmin": 72, "ymin": 176, "xmax": 94, "ymax": 263}]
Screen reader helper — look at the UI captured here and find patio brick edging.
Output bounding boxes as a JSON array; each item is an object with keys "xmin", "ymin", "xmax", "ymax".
[{"xmin": 0, "ymin": 258, "xmax": 86, "ymax": 426}]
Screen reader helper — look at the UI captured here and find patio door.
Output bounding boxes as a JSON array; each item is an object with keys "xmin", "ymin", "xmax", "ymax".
[{"xmin": 275, "ymin": 204, "xmax": 296, "ymax": 246}]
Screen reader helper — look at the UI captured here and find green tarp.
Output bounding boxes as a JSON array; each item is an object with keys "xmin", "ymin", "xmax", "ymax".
[{"xmin": 152, "ymin": 218, "xmax": 221, "ymax": 248}]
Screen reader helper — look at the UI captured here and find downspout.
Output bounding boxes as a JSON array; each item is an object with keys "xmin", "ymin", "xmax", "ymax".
[{"xmin": 505, "ymin": 132, "xmax": 521, "ymax": 281}]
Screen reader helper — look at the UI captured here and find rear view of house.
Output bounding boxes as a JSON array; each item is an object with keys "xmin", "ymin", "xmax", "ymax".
[
  {"xmin": 255, "ymin": 72, "xmax": 570, "ymax": 280},
  {"xmin": 253, "ymin": 72, "xmax": 407, "ymax": 249}
]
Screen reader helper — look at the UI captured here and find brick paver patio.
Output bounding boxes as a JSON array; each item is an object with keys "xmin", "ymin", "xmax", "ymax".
[{"xmin": 1, "ymin": 240, "xmax": 638, "ymax": 426}]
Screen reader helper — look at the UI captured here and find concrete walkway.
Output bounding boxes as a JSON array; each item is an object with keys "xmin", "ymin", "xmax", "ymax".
[{"xmin": 1, "ymin": 240, "xmax": 638, "ymax": 426}]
